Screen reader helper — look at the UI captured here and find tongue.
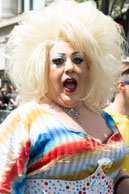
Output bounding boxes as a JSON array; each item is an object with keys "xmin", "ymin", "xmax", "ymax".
[{"xmin": 64, "ymin": 82, "xmax": 76, "ymax": 89}]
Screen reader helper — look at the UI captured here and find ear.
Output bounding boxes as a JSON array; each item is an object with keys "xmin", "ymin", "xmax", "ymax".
[{"xmin": 118, "ymin": 80, "xmax": 126, "ymax": 91}]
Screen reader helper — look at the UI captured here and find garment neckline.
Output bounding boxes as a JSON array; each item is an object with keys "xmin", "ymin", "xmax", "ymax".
[
  {"xmin": 33, "ymin": 102, "xmax": 119, "ymax": 146},
  {"xmin": 54, "ymin": 116, "xmax": 116, "ymax": 146}
]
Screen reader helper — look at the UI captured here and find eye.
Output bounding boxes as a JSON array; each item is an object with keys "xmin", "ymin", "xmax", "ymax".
[
  {"xmin": 52, "ymin": 58, "xmax": 65, "ymax": 65},
  {"xmin": 72, "ymin": 57, "xmax": 84, "ymax": 65}
]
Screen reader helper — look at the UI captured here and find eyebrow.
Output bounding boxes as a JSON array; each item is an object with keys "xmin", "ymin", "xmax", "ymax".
[
  {"xmin": 51, "ymin": 52, "xmax": 83, "ymax": 61},
  {"xmin": 51, "ymin": 53, "xmax": 65, "ymax": 60},
  {"xmin": 72, "ymin": 52, "xmax": 83, "ymax": 57}
]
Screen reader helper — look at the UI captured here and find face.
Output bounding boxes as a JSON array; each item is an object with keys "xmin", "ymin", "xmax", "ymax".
[
  {"xmin": 124, "ymin": 78, "xmax": 129, "ymax": 103},
  {"xmin": 48, "ymin": 41, "xmax": 89, "ymax": 107},
  {"xmin": 119, "ymin": 70, "xmax": 129, "ymax": 103},
  {"xmin": 121, "ymin": 66, "xmax": 129, "ymax": 103}
]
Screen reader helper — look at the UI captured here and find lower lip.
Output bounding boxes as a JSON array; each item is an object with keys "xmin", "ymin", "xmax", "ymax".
[{"xmin": 64, "ymin": 87, "xmax": 77, "ymax": 93}]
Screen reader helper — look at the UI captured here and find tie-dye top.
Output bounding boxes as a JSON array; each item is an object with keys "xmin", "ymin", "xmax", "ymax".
[{"xmin": 0, "ymin": 102, "xmax": 127, "ymax": 194}]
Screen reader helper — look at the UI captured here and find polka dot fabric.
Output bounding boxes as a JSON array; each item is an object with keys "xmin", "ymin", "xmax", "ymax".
[{"xmin": 25, "ymin": 166, "xmax": 113, "ymax": 194}]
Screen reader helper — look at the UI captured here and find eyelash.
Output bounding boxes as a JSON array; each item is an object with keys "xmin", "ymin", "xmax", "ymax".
[
  {"xmin": 52, "ymin": 58, "xmax": 65, "ymax": 65},
  {"xmin": 72, "ymin": 57, "xmax": 84, "ymax": 64},
  {"xmin": 52, "ymin": 57, "xmax": 84, "ymax": 65}
]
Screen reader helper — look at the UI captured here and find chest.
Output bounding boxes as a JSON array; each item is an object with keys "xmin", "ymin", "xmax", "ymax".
[{"xmin": 27, "ymin": 116, "xmax": 126, "ymax": 180}]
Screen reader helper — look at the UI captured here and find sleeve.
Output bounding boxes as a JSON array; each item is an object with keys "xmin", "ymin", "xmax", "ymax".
[{"xmin": 0, "ymin": 110, "xmax": 31, "ymax": 194}]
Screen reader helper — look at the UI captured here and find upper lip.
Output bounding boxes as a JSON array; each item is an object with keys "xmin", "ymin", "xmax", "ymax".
[{"xmin": 63, "ymin": 78, "xmax": 77, "ymax": 86}]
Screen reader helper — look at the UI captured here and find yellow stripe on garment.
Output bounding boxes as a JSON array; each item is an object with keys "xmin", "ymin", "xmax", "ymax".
[
  {"xmin": 27, "ymin": 158, "xmax": 97, "ymax": 180},
  {"xmin": 0, "ymin": 107, "xmax": 50, "ymax": 147},
  {"xmin": 28, "ymin": 157, "xmax": 124, "ymax": 181},
  {"xmin": 23, "ymin": 108, "xmax": 50, "ymax": 130},
  {"xmin": 0, "ymin": 113, "xmax": 21, "ymax": 146},
  {"xmin": 102, "ymin": 158, "xmax": 125, "ymax": 175},
  {"xmin": 46, "ymin": 166, "xmax": 96, "ymax": 181}
]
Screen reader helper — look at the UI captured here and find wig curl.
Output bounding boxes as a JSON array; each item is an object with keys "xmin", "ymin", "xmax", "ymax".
[{"xmin": 5, "ymin": 0, "xmax": 127, "ymax": 108}]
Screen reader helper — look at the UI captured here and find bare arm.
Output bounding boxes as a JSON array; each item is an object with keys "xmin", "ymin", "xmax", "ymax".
[{"xmin": 114, "ymin": 169, "xmax": 129, "ymax": 194}]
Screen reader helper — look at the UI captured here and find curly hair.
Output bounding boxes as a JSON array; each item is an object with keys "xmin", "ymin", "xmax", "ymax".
[{"xmin": 5, "ymin": 0, "xmax": 127, "ymax": 108}]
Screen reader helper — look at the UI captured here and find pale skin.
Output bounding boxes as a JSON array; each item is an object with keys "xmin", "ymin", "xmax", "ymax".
[
  {"xmin": 110, "ymin": 70, "xmax": 129, "ymax": 117},
  {"xmin": 40, "ymin": 42, "xmax": 129, "ymax": 193},
  {"xmin": 41, "ymin": 41, "xmax": 113, "ymax": 144}
]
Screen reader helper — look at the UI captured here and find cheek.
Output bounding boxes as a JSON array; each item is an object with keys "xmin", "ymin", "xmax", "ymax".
[
  {"xmin": 48, "ymin": 69, "xmax": 62, "ymax": 90},
  {"xmin": 48, "ymin": 66, "xmax": 57, "ymax": 81},
  {"xmin": 81, "ymin": 67, "xmax": 89, "ymax": 81},
  {"xmin": 79, "ymin": 68, "xmax": 89, "ymax": 92},
  {"xmin": 81, "ymin": 62, "xmax": 89, "ymax": 73}
]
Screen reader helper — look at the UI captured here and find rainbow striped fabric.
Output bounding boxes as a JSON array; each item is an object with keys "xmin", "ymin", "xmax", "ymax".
[{"xmin": 0, "ymin": 102, "xmax": 127, "ymax": 193}]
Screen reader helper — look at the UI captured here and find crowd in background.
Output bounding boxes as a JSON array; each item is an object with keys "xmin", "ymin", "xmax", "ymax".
[{"xmin": 0, "ymin": 83, "xmax": 21, "ymax": 111}]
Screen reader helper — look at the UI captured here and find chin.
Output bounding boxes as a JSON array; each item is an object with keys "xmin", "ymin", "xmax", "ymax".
[{"xmin": 60, "ymin": 96, "xmax": 81, "ymax": 106}]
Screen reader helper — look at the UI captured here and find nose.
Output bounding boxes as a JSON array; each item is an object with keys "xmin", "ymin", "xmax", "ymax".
[{"xmin": 64, "ymin": 58, "xmax": 74, "ymax": 73}]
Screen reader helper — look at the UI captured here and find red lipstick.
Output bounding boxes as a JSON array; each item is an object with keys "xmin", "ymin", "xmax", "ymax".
[{"xmin": 63, "ymin": 78, "xmax": 77, "ymax": 92}]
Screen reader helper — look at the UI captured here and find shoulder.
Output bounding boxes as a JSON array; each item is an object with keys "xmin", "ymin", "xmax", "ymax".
[
  {"xmin": 12, "ymin": 101, "xmax": 51, "ymax": 122},
  {"xmin": 15, "ymin": 101, "xmax": 49, "ymax": 114},
  {"xmin": 103, "ymin": 105, "xmax": 117, "ymax": 118},
  {"xmin": 0, "ymin": 101, "xmax": 50, "ymax": 129},
  {"xmin": 103, "ymin": 104, "xmax": 111, "ymax": 113}
]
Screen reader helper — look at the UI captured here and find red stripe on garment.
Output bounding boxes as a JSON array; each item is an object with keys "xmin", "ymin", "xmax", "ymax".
[
  {"xmin": 110, "ymin": 132, "xmax": 122, "ymax": 142},
  {"xmin": 27, "ymin": 138, "xmax": 104, "ymax": 174},
  {"xmin": 0, "ymin": 140, "xmax": 31, "ymax": 193},
  {"xmin": 27, "ymin": 132, "xmax": 122, "ymax": 174}
]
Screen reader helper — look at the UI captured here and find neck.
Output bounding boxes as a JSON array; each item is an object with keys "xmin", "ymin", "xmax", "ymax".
[
  {"xmin": 53, "ymin": 100, "xmax": 83, "ymax": 123},
  {"xmin": 110, "ymin": 93, "xmax": 129, "ymax": 116}
]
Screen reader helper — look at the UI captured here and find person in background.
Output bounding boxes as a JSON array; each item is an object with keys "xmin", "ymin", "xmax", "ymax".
[
  {"xmin": 0, "ymin": 0, "xmax": 129, "ymax": 193},
  {"xmin": 104, "ymin": 57, "xmax": 129, "ymax": 175},
  {"xmin": 0, "ymin": 88, "xmax": 10, "ymax": 124},
  {"xmin": 15, "ymin": 89, "xmax": 22, "ymax": 107},
  {"xmin": 0, "ymin": 84, "xmax": 10, "ymax": 109},
  {"xmin": 0, "ymin": 88, "xmax": 8, "ymax": 110},
  {"xmin": 1, "ymin": 83, "xmax": 8, "ymax": 95},
  {"xmin": 6, "ymin": 84, "xmax": 18, "ymax": 110}
]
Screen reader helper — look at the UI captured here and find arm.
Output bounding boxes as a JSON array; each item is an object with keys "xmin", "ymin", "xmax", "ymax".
[
  {"xmin": 10, "ymin": 98, "xmax": 18, "ymax": 108},
  {"xmin": 0, "ymin": 110, "xmax": 31, "ymax": 194},
  {"xmin": 114, "ymin": 169, "xmax": 129, "ymax": 194}
]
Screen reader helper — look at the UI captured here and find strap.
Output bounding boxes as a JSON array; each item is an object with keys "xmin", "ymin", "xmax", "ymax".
[{"xmin": 101, "ymin": 110, "xmax": 119, "ymax": 133}]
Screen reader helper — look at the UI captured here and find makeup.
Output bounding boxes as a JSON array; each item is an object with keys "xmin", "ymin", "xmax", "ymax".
[
  {"xmin": 63, "ymin": 78, "xmax": 77, "ymax": 92},
  {"xmin": 52, "ymin": 53, "xmax": 65, "ymax": 65},
  {"xmin": 51, "ymin": 52, "xmax": 84, "ymax": 66}
]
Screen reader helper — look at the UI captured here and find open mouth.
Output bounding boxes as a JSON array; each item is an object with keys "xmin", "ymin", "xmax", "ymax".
[{"xmin": 63, "ymin": 78, "xmax": 77, "ymax": 92}]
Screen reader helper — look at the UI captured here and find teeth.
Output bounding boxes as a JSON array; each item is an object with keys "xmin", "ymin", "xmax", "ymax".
[{"xmin": 67, "ymin": 80, "xmax": 73, "ymax": 82}]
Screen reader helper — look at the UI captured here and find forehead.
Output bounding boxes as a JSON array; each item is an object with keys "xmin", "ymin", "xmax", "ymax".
[{"xmin": 49, "ymin": 42, "xmax": 77, "ymax": 56}]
